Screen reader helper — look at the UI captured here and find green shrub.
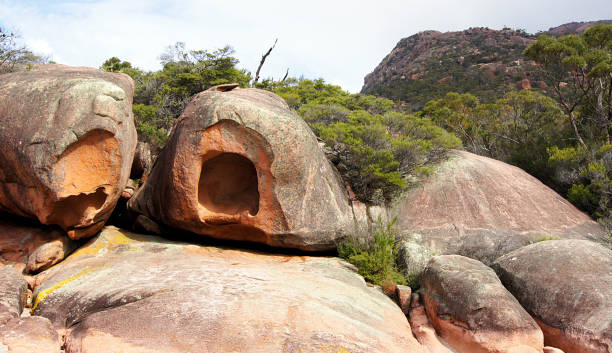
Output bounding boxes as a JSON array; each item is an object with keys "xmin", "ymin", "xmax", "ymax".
[
  {"xmin": 267, "ymin": 78, "xmax": 461, "ymax": 205},
  {"xmin": 337, "ymin": 218, "xmax": 406, "ymax": 286}
]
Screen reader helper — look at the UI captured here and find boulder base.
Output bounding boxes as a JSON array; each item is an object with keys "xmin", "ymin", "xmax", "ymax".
[{"xmin": 0, "ymin": 213, "xmax": 74, "ymax": 273}]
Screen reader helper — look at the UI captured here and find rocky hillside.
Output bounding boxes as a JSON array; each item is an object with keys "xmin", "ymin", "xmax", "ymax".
[
  {"xmin": 542, "ymin": 20, "xmax": 612, "ymax": 36},
  {"xmin": 361, "ymin": 21, "xmax": 611, "ymax": 110}
]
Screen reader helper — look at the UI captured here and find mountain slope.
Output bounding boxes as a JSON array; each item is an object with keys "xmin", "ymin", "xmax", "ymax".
[{"xmin": 362, "ymin": 21, "xmax": 611, "ymax": 110}]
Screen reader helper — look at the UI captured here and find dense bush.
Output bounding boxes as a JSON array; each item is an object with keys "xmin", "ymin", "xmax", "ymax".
[
  {"xmin": 268, "ymin": 79, "xmax": 461, "ymax": 204},
  {"xmin": 337, "ymin": 218, "xmax": 406, "ymax": 286},
  {"xmin": 101, "ymin": 44, "xmax": 251, "ymax": 151},
  {"xmin": 423, "ymin": 90, "xmax": 568, "ymax": 184}
]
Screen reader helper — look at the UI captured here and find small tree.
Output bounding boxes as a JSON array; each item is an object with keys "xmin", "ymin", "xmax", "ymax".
[
  {"xmin": 525, "ymin": 24, "xmax": 612, "ymax": 148},
  {"xmin": 0, "ymin": 27, "xmax": 45, "ymax": 73}
]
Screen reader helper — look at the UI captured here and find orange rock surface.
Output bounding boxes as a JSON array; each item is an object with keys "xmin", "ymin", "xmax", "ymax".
[
  {"xmin": 493, "ymin": 240, "xmax": 612, "ymax": 353},
  {"xmin": 0, "ymin": 65, "xmax": 137, "ymax": 239}
]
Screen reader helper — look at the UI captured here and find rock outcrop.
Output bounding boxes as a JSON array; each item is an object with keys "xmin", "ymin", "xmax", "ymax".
[
  {"xmin": 0, "ymin": 65, "xmax": 137, "ymax": 239},
  {"xmin": 0, "ymin": 267, "xmax": 27, "ymax": 325},
  {"xmin": 493, "ymin": 240, "xmax": 612, "ymax": 353},
  {"xmin": 32, "ymin": 226, "xmax": 426, "ymax": 353},
  {"xmin": 128, "ymin": 87, "xmax": 354, "ymax": 251},
  {"xmin": 392, "ymin": 150, "xmax": 606, "ymax": 265},
  {"xmin": 0, "ymin": 316, "xmax": 61, "ymax": 353},
  {"xmin": 360, "ymin": 21, "xmax": 610, "ymax": 109},
  {"xmin": 420, "ymin": 255, "xmax": 543, "ymax": 353},
  {"xmin": 409, "ymin": 293, "xmax": 456, "ymax": 353},
  {"xmin": 0, "ymin": 212, "xmax": 75, "ymax": 273}
]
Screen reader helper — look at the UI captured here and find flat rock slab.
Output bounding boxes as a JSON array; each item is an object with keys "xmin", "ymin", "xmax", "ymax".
[
  {"xmin": 392, "ymin": 150, "xmax": 606, "ymax": 264},
  {"xmin": 32, "ymin": 226, "xmax": 426, "ymax": 353},
  {"xmin": 0, "ymin": 316, "xmax": 61, "ymax": 353},
  {"xmin": 493, "ymin": 239, "xmax": 612, "ymax": 353},
  {"xmin": 128, "ymin": 87, "xmax": 355, "ymax": 251},
  {"xmin": 0, "ymin": 64, "xmax": 137, "ymax": 239},
  {"xmin": 0, "ymin": 267, "xmax": 27, "ymax": 325},
  {"xmin": 420, "ymin": 255, "xmax": 543, "ymax": 353}
]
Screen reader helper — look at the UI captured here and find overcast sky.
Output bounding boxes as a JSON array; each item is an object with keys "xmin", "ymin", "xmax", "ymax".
[{"xmin": 1, "ymin": 0, "xmax": 611, "ymax": 92}]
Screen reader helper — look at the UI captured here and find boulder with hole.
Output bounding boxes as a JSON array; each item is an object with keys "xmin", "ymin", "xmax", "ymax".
[
  {"xmin": 128, "ymin": 87, "xmax": 354, "ymax": 250},
  {"xmin": 0, "ymin": 65, "xmax": 137, "ymax": 239}
]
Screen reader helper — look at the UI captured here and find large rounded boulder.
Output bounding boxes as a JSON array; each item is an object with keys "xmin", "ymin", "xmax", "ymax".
[
  {"xmin": 0, "ymin": 65, "xmax": 137, "ymax": 239},
  {"xmin": 492, "ymin": 239, "xmax": 612, "ymax": 353},
  {"xmin": 392, "ymin": 150, "xmax": 606, "ymax": 264},
  {"xmin": 420, "ymin": 255, "xmax": 543, "ymax": 353},
  {"xmin": 31, "ymin": 226, "xmax": 427, "ymax": 353},
  {"xmin": 128, "ymin": 86, "xmax": 354, "ymax": 250}
]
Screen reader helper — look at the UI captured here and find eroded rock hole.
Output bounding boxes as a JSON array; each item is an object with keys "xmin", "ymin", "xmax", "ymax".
[
  {"xmin": 198, "ymin": 153, "xmax": 259, "ymax": 216},
  {"xmin": 47, "ymin": 187, "xmax": 108, "ymax": 228}
]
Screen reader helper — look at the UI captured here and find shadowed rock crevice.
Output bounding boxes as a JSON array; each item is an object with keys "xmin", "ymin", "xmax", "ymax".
[
  {"xmin": 46, "ymin": 187, "xmax": 108, "ymax": 229},
  {"xmin": 198, "ymin": 152, "xmax": 259, "ymax": 217}
]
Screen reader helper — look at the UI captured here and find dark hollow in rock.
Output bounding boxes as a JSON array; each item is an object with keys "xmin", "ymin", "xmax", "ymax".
[{"xmin": 198, "ymin": 152, "xmax": 260, "ymax": 217}]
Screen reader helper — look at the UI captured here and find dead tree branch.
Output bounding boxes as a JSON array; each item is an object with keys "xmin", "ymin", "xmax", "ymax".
[{"xmin": 253, "ymin": 38, "xmax": 277, "ymax": 85}]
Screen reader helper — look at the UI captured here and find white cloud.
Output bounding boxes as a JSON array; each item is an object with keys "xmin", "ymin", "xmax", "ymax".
[{"xmin": 0, "ymin": 0, "xmax": 611, "ymax": 92}]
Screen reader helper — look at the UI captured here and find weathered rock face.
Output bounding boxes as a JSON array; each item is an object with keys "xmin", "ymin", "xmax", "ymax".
[
  {"xmin": 128, "ymin": 87, "xmax": 354, "ymax": 251},
  {"xmin": 0, "ymin": 213, "xmax": 75, "ymax": 273},
  {"xmin": 393, "ymin": 150, "xmax": 606, "ymax": 264},
  {"xmin": 0, "ymin": 267, "xmax": 27, "ymax": 325},
  {"xmin": 397, "ymin": 240, "xmax": 434, "ymax": 287},
  {"xmin": 32, "ymin": 226, "xmax": 426, "ymax": 353},
  {"xmin": 0, "ymin": 316, "xmax": 61, "ymax": 353},
  {"xmin": 0, "ymin": 65, "xmax": 137, "ymax": 239},
  {"xmin": 492, "ymin": 240, "xmax": 612, "ymax": 353},
  {"xmin": 409, "ymin": 293, "xmax": 456, "ymax": 353},
  {"xmin": 420, "ymin": 255, "xmax": 543, "ymax": 353}
]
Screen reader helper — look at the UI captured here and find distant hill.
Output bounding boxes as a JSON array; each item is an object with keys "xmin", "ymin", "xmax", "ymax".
[
  {"xmin": 361, "ymin": 21, "xmax": 611, "ymax": 110},
  {"xmin": 543, "ymin": 20, "xmax": 612, "ymax": 36}
]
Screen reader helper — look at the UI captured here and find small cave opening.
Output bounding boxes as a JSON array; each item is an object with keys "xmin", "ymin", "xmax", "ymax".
[{"xmin": 198, "ymin": 153, "xmax": 260, "ymax": 216}]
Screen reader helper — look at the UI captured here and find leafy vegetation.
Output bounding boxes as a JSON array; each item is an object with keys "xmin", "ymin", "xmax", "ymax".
[
  {"xmin": 337, "ymin": 218, "xmax": 406, "ymax": 286},
  {"xmin": 259, "ymin": 79, "xmax": 462, "ymax": 203},
  {"xmin": 422, "ymin": 90, "xmax": 568, "ymax": 184},
  {"xmin": 100, "ymin": 43, "xmax": 251, "ymax": 150}
]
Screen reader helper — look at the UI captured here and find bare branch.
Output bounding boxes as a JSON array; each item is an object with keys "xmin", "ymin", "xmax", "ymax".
[
  {"xmin": 253, "ymin": 39, "xmax": 277, "ymax": 85},
  {"xmin": 282, "ymin": 68, "xmax": 289, "ymax": 82}
]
